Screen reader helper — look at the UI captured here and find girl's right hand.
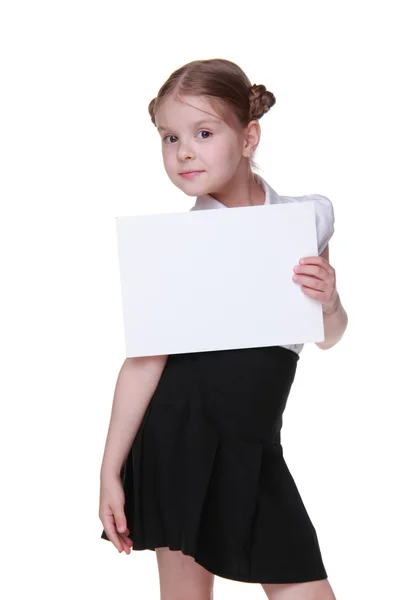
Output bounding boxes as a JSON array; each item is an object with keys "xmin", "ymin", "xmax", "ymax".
[{"xmin": 99, "ymin": 473, "xmax": 133, "ymax": 554}]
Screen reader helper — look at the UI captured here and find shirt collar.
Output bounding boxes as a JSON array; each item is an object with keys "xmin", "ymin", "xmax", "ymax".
[{"xmin": 191, "ymin": 174, "xmax": 281, "ymax": 210}]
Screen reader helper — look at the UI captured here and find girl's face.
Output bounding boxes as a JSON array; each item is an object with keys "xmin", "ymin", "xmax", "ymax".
[{"xmin": 155, "ymin": 94, "xmax": 247, "ymax": 197}]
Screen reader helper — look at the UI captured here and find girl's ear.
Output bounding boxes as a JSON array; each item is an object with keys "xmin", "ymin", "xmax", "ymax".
[{"xmin": 242, "ymin": 120, "xmax": 261, "ymax": 158}]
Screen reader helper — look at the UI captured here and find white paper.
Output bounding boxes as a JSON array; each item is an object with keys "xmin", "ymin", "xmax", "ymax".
[{"xmin": 115, "ymin": 201, "xmax": 324, "ymax": 357}]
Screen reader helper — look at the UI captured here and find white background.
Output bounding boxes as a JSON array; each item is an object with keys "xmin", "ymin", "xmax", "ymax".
[{"xmin": 1, "ymin": 1, "xmax": 398, "ymax": 599}]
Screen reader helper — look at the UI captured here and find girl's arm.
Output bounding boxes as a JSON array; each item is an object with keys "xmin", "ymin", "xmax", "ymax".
[
  {"xmin": 316, "ymin": 293, "xmax": 348, "ymax": 350},
  {"xmin": 293, "ymin": 244, "xmax": 348, "ymax": 350},
  {"xmin": 315, "ymin": 244, "xmax": 348, "ymax": 350},
  {"xmin": 100, "ymin": 355, "xmax": 168, "ymax": 480}
]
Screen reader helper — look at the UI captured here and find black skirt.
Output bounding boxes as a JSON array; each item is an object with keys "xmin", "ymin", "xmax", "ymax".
[{"xmin": 100, "ymin": 345, "xmax": 328, "ymax": 584}]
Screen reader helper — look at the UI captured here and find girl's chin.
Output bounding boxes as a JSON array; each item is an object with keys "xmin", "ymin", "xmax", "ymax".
[{"xmin": 173, "ymin": 179, "xmax": 210, "ymax": 196}]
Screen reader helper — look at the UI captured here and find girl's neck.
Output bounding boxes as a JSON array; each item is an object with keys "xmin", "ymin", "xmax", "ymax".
[{"xmin": 209, "ymin": 167, "xmax": 265, "ymax": 208}]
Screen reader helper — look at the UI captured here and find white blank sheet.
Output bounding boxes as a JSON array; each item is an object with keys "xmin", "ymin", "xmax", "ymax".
[{"xmin": 115, "ymin": 201, "xmax": 324, "ymax": 357}]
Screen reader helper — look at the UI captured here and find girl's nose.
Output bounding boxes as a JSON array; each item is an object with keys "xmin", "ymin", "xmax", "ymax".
[{"xmin": 177, "ymin": 142, "xmax": 195, "ymax": 161}]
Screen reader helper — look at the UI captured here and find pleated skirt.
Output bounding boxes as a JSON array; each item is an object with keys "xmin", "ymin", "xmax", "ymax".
[{"xmin": 101, "ymin": 345, "xmax": 328, "ymax": 584}]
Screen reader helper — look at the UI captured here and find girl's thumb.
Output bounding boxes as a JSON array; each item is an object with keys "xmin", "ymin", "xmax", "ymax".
[{"xmin": 116, "ymin": 514, "xmax": 127, "ymax": 533}]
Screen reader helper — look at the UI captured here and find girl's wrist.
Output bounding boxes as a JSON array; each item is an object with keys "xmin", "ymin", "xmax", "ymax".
[
  {"xmin": 100, "ymin": 461, "xmax": 122, "ymax": 481},
  {"xmin": 322, "ymin": 292, "xmax": 340, "ymax": 315}
]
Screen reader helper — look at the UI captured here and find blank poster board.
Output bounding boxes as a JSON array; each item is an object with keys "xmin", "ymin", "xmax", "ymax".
[{"xmin": 115, "ymin": 201, "xmax": 324, "ymax": 357}]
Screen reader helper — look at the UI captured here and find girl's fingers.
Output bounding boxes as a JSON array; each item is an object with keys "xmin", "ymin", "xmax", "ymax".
[
  {"xmin": 292, "ymin": 274, "xmax": 326, "ymax": 291},
  {"xmin": 113, "ymin": 523, "xmax": 133, "ymax": 554},
  {"xmin": 301, "ymin": 287, "xmax": 324, "ymax": 301},
  {"xmin": 104, "ymin": 522, "xmax": 124, "ymax": 553},
  {"xmin": 297, "ymin": 256, "xmax": 335, "ymax": 276},
  {"xmin": 293, "ymin": 264, "xmax": 327, "ymax": 280},
  {"xmin": 121, "ymin": 535, "xmax": 133, "ymax": 554},
  {"xmin": 299, "ymin": 255, "xmax": 329, "ymax": 266},
  {"xmin": 102, "ymin": 512, "xmax": 130, "ymax": 553}
]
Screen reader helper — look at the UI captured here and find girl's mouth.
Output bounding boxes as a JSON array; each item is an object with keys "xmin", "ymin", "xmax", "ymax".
[{"xmin": 180, "ymin": 171, "xmax": 205, "ymax": 179}]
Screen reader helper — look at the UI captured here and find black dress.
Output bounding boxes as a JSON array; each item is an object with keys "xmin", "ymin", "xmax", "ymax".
[{"xmin": 101, "ymin": 345, "xmax": 328, "ymax": 584}]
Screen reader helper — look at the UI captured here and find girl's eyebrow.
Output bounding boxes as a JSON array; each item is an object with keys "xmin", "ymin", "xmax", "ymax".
[{"xmin": 157, "ymin": 118, "xmax": 222, "ymax": 133}]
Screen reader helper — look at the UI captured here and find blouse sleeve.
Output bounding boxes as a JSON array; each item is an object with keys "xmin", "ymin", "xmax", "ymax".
[
  {"xmin": 310, "ymin": 194, "xmax": 335, "ymax": 254},
  {"xmin": 290, "ymin": 193, "xmax": 335, "ymax": 255}
]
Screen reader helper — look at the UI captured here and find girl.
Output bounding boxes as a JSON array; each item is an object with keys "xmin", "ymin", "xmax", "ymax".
[{"xmin": 99, "ymin": 58, "xmax": 348, "ymax": 600}]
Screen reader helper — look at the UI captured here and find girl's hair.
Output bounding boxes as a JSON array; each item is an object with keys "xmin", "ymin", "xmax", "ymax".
[{"xmin": 148, "ymin": 58, "xmax": 276, "ymax": 169}]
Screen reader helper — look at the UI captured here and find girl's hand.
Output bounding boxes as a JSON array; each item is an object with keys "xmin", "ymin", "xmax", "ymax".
[
  {"xmin": 292, "ymin": 255, "xmax": 339, "ymax": 314},
  {"xmin": 99, "ymin": 473, "xmax": 133, "ymax": 555}
]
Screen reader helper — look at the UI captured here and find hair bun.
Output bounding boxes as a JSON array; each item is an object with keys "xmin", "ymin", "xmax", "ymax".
[{"xmin": 248, "ymin": 84, "xmax": 276, "ymax": 120}]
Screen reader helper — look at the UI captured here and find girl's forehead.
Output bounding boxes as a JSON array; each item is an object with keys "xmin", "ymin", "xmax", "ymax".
[{"xmin": 156, "ymin": 94, "xmax": 224, "ymax": 124}]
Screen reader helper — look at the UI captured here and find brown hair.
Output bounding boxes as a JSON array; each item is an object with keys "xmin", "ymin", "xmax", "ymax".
[{"xmin": 148, "ymin": 58, "xmax": 276, "ymax": 168}]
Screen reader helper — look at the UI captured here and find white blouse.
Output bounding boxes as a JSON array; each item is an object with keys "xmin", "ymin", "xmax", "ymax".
[{"xmin": 190, "ymin": 174, "xmax": 335, "ymax": 355}]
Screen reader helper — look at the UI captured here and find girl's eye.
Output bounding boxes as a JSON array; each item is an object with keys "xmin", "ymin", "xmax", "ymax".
[
  {"xmin": 164, "ymin": 135, "xmax": 177, "ymax": 144},
  {"xmin": 197, "ymin": 130, "xmax": 212, "ymax": 139},
  {"xmin": 163, "ymin": 131, "xmax": 212, "ymax": 144}
]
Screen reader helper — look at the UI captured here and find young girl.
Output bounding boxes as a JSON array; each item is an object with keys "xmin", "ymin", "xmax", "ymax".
[{"xmin": 99, "ymin": 58, "xmax": 348, "ymax": 600}]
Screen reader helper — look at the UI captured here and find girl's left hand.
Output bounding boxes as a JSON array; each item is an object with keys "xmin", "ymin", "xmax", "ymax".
[{"xmin": 292, "ymin": 255, "xmax": 339, "ymax": 314}]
